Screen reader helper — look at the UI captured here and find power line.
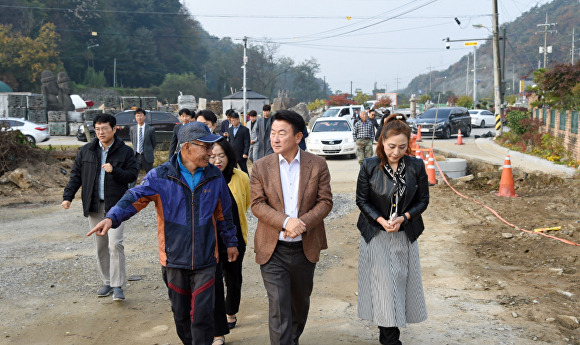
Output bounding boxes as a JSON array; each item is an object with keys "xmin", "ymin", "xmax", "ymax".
[
  {"xmin": 261, "ymin": 0, "xmax": 439, "ymax": 44},
  {"xmin": 257, "ymin": 0, "xmax": 428, "ymax": 41},
  {"xmin": 0, "ymin": 4, "xmax": 480, "ymax": 20},
  {"xmin": 0, "ymin": 4, "xmax": 190, "ymax": 16},
  {"xmin": 252, "ymin": 22, "xmax": 450, "ymax": 42}
]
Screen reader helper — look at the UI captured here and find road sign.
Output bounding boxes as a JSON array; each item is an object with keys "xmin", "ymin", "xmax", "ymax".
[{"xmin": 464, "ymin": 41, "xmax": 478, "ymax": 46}]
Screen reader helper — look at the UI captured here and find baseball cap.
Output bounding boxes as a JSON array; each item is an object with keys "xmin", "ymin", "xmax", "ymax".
[{"xmin": 178, "ymin": 122, "xmax": 222, "ymax": 144}]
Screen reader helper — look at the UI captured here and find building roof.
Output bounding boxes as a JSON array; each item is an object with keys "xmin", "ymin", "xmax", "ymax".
[
  {"xmin": 0, "ymin": 81, "xmax": 13, "ymax": 93},
  {"xmin": 223, "ymin": 89, "xmax": 268, "ymax": 100}
]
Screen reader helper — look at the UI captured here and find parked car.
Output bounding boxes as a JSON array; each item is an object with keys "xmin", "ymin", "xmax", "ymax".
[
  {"xmin": 321, "ymin": 105, "xmax": 364, "ymax": 126},
  {"xmin": 306, "ymin": 117, "xmax": 356, "ymax": 158},
  {"xmin": 0, "ymin": 117, "xmax": 50, "ymax": 144},
  {"xmin": 469, "ymin": 109, "xmax": 495, "ymax": 128},
  {"xmin": 77, "ymin": 110, "xmax": 180, "ymax": 142},
  {"xmin": 410, "ymin": 107, "xmax": 471, "ymax": 139}
]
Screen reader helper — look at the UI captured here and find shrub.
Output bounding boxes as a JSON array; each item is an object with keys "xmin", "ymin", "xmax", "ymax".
[
  {"xmin": 307, "ymin": 99, "xmax": 326, "ymax": 112},
  {"xmin": 456, "ymin": 95, "xmax": 473, "ymax": 109},
  {"xmin": 506, "ymin": 110, "xmax": 530, "ymax": 134}
]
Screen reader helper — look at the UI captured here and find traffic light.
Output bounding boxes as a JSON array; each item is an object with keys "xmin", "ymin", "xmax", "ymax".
[{"xmin": 445, "ymin": 37, "xmax": 450, "ymax": 49}]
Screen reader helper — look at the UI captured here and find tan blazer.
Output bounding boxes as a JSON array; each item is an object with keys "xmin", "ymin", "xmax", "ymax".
[{"xmin": 250, "ymin": 150, "xmax": 333, "ymax": 265}]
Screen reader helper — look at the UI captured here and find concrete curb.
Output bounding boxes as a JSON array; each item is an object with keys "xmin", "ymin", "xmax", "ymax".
[
  {"xmin": 475, "ymin": 138, "xmax": 577, "ymax": 178},
  {"xmin": 429, "ymin": 138, "xmax": 577, "ymax": 179}
]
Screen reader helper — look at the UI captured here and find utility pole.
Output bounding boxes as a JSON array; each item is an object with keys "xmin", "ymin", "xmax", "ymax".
[
  {"xmin": 572, "ymin": 27, "xmax": 576, "ymax": 64},
  {"xmin": 428, "ymin": 66, "xmax": 432, "ymax": 93},
  {"xmin": 512, "ymin": 64, "xmax": 515, "ymax": 95},
  {"xmin": 394, "ymin": 75, "xmax": 401, "ymax": 92},
  {"xmin": 350, "ymin": 81, "xmax": 353, "ymax": 97},
  {"xmin": 473, "ymin": 46, "xmax": 477, "ymax": 107},
  {"xmin": 501, "ymin": 28, "xmax": 507, "ymax": 106},
  {"xmin": 466, "ymin": 53, "xmax": 470, "ymax": 96},
  {"xmin": 242, "ymin": 37, "xmax": 248, "ymax": 125},
  {"xmin": 536, "ymin": 14, "xmax": 557, "ymax": 69},
  {"xmin": 113, "ymin": 58, "xmax": 116, "ymax": 88},
  {"xmin": 492, "ymin": 0, "xmax": 503, "ymax": 136}
]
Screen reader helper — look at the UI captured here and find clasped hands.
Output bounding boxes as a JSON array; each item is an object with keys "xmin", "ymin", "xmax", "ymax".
[
  {"xmin": 282, "ymin": 217, "xmax": 306, "ymax": 239},
  {"xmin": 377, "ymin": 215, "xmax": 404, "ymax": 233}
]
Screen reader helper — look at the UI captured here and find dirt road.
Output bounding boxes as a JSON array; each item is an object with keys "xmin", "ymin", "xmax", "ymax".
[{"xmin": 0, "ymin": 156, "xmax": 579, "ymax": 345}]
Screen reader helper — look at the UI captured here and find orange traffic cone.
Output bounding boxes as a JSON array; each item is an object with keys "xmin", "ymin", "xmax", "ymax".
[
  {"xmin": 455, "ymin": 129, "xmax": 464, "ymax": 145},
  {"xmin": 426, "ymin": 149, "xmax": 437, "ymax": 185},
  {"xmin": 415, "ymin": 145, "xmax": 423, "ymax": 161},
  {"xmin": 496, "ymin": 154, "xmax": 517, "ymax": 197},
  {"xmin": 415, "ymin": 144, "xmax": 426, "ymax": 161},
  {"xmin": 416, "ymin": 126, "xmax": 423, "ymax": 142}
]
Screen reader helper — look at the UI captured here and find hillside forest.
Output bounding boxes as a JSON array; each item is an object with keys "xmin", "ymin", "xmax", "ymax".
[
  {"xmin": 0, "ymin": 0, "xmax": 328, "ymax": 103},
  {"xmin": 403, "ymin": 0, "xmax": 580, "ymax": 103}
]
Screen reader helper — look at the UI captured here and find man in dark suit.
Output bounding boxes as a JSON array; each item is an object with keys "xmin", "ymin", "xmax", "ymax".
[
  {"xmin": 250, "ymin": 110, "xmax": 333, "ymax": 345},
  {"xmin": 227, "ymin": 112, "xmax": 250, "ymax": 174},
  {"xmin": 168, "ymin": 108, "xmax": 194, "ymax": 159},
  {"xmin": 130, "ymin": 108, "xmax": 156, "ymax": 186},
  {"xmin": 220, "ymin": 109, "xmax": 233, "ymax": 137}
]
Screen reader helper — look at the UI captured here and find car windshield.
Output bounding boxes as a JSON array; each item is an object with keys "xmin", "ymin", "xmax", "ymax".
[
  {"xmin": 322, "ymin": 108, "xmax": 341, "ymax": 117},
  {"xmin": 312, "ymin": 120, "xmax": 351, "ymax": 132},
  {"xmin": 469, "ymin": 111, "xmax": 478, "ymax": 114},
  {"xmin": 419, "ymin": 109, "xmax": 451, "ymax": 119}
]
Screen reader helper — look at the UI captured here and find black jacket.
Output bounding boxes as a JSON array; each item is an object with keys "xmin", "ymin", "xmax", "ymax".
[
  {"xmin": 227, "ymin": 125, "xmax": 251, "ymax": 161},
  {"xmin": 63, "ymin": 136, "xmax": 139, "ymax": 217},
  {"xmin": 356, "ymin": 155, "xmax": 429, "ymax": 243},
  {"xmin": 168, "ymin": 123, "xmax": 183, "ymax": 159}
]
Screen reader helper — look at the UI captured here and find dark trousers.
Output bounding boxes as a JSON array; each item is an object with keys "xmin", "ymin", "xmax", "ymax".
[
  {"xmin": 219, "ymin": 247, "xmax": 246, "ymax": 315},
  {"xmin": 379, "ymin": 327, "xmax": 401, "ymax": 345},
  {"xmin": 162, "ymin": 265, "xmax": 216, "ymax": 345},
  {"xmin": 130, "ymin": 153, "xmax": 153, "ymax": 188},
  {"xmin": 214, "ymin": 262, "xmax": 229, "ymax": 337},
  {"xmin": 260, "ymin": 241, "xmax": 316, "ymax": 345},
  {"xmin": 136, "ymin": 153, "xmax": 153, "ymax": 173},
  {"xmin": 237, "ymin": 158, "xmax": 248, "ymax": 175}
]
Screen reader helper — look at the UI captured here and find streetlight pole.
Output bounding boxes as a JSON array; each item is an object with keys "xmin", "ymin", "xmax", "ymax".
[
  {"xmin": 242, "ymin": 37, "xmax": 247, "ymax": 125},
  {"xmin": 466, "ymin": 53, "xmax": 470, "ymax": 96},
  {"xmin": 87, "ymin": 44, "xmax": 99, "ymax": 69},
  {"xmin": 473, "ymin": 46, "xmax": 477, "ymax": 107},
  {"xmin": 492, "ymin": 0, "xmax": 503, "ymax": 136}
]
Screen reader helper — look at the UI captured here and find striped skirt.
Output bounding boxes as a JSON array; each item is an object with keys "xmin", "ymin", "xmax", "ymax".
[{"xmin": 358, "ymin": 230, "xmax": 427, "ymax": 328}]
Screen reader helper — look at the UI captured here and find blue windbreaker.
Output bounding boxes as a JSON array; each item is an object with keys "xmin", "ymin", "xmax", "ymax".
[{"xmin": 106, "ymin": 154, "xmax": 238, "ymax": 270}]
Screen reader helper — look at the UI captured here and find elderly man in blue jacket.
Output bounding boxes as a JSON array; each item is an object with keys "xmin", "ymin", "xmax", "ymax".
[{"xmin": 89, "ymin": 122, "xmax": 239, "ymax": 345}]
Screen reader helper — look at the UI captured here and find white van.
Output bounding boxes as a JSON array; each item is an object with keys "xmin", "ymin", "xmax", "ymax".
[{"xmin": 321, "ymin": 105, "xmax": 364, "ymax": 126}]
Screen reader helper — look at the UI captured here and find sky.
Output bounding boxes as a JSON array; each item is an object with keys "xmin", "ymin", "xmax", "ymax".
[{"xmin": 183, "ymin": 0, "xmax": 551, "ymax": 95}]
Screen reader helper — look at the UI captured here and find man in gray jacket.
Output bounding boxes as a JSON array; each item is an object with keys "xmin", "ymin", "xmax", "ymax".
[
  {"xmin": 254, "ymin": 104, "xmax": 273, "ymax": 159},
  {"xmin": 248, "ymin": 110, "xmax": 259, "ymax": 162}
]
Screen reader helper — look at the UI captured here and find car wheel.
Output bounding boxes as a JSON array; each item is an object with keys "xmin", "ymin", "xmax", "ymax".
[
  {"xmin": 25, "ymin": 135, "xmax": 36, "ymax": 145},
  {"xmin": 464, "ymin": 125, "xmax": 471, "ymax": 137},
  {"xmin": 442, "ymin": 126, "xmax": 451, "ymax": 139},
  {"xmin": 480, "ymin": 120, "xmax": 485, "ymax": 128}
]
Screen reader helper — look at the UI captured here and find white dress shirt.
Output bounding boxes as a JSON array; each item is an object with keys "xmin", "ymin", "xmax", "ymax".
[{"xmin": 278, "ymin": 150, "xmax": 301, "ymax": 242}]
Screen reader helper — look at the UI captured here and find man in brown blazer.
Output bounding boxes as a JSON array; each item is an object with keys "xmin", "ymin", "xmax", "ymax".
[{"xmin": 250, "ymin": 110, "xmax": 333, "ymax": 345}]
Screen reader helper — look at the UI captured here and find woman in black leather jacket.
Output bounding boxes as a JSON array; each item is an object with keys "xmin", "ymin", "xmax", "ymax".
[{"xmin": 356, "ymin": 114, "xmax": 430, "ymax": 345}]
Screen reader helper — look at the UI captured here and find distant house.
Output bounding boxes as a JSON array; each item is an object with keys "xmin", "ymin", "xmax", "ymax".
[{"xmin": 222, "ymin": 89, "xmax": 269, "ymax": 117}]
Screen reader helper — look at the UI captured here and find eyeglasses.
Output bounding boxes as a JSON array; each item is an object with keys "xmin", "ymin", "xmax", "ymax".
[
  {"xmin": 189, "ymin": 141, "xmax": 214, "ymax": 151},
  {"xmin": 94, "ymin": 126, "xmax": 113, "ymax": 133},
  {"xmin": 209, "ymin": 153, "xmax": 227, "ymax": 161}
]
